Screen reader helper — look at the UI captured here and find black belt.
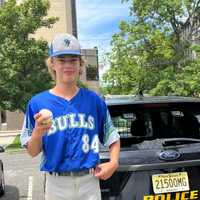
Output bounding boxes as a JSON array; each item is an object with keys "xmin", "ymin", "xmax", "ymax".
[{"xmin": 48, "ymin": 169, "xmax": 91, "ymax": 177}]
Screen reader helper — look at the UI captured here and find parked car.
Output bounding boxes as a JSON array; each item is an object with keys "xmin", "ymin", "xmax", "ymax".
[
  {"xmin": 100, "ymin": 95, "xmax": 200, "ymax": 200},
  {"xmin": 0, "ymin": 146, "xmax": 5, "ymax": 197}
]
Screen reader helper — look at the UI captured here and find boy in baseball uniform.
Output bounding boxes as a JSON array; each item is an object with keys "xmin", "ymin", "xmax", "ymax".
[{"xmin": 20, "ymin": 33, "xmax": 120, "ymax": 200}]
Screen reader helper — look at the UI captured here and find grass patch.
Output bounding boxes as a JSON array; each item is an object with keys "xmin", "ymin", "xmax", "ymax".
[{"xmin": 6, "ymin": 134, "xmax": 22, "ymax": 151}]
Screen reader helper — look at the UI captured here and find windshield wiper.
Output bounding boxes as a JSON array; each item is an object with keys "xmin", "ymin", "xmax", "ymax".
[{"xmin": 162, "ymin": 138, "xmax": 200, "ymax": 146}]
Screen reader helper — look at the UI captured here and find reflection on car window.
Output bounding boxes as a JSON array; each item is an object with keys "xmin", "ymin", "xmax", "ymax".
[
  {"xmin": 112, "ymin": 116, "xmax": 132, "ymax": 138},
  {"xmin": 171, "ymin": 111, "xmax": 184, "ymax": 117},
  {"xmin": 112, "ymin": 112, "xmax": 153, "ymax": 138},
  {"xmin": 112, "ymin": 110, "xmax": 200, "ymax": 140},
  {"xmin": 195, "ymin": 114, "xmax": 200, "ymax": 123}
]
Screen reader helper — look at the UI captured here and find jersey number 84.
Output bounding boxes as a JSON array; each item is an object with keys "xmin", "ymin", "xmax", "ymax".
[{"xmin": 82, "ymin": 134, "xmax": 99, "ymax": 154}]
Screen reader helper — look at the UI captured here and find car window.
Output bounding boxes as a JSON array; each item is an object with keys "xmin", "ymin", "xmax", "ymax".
[
  {"xmin": 111, "ymin": 109, "xmax": 200, "ymax": 143},
  {"xmin": 112, "ymin": 111, "xmax": 153, "ymax": 138},
  {"xmin": 153, "ymin": 110, "xmax": 200, "ymax": 139}
]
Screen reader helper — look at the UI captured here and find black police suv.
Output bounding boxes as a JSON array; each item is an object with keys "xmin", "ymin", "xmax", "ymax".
[{"xmin": 100, "ymin": 95, "xmax": 200, "ymax": 200}]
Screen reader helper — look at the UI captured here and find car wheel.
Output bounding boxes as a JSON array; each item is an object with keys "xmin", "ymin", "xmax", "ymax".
[{"xmin": 0, "ymin": 166, "xmax": 5, "ymax": 197}]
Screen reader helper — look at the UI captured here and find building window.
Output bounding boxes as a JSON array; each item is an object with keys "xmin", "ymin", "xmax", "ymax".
[
  {"xmin": 86, "ymin": 64, "xmax": 99, "ymax": 81},
  {"xmin": 71, "ymin": 0, "xmax": 77, "ymax": 37},
  {"xmin": 1, "ymin": 111, "xmax": 6, "ymax": 123},
  {"xmin": 0, "ymin": 0, "xmax": 4, "ymax": 6}
]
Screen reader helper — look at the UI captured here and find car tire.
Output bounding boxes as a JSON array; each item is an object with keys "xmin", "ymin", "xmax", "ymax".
[{"xmin": 0, "ymin": 165, "xmax": 5, "ymax": 197}]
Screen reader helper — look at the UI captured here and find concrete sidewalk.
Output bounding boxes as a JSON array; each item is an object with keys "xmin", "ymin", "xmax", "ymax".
[{"xmin": 0, "ymin": 130, "xmax": 21, "ymax": 147}]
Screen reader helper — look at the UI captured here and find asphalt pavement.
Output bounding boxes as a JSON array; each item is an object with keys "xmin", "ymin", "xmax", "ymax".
[{"xmin": 0, "ymin": 151, "xmax": 44, "ymax": 200}]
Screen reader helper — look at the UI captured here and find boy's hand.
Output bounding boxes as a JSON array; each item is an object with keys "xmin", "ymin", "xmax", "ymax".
[
  {"xmin": 33, "ymin": 112, "xmax": 52, "ymax": 137},
  {"xmin": 93, "ymin": 161, "xmax": 119, "ymax": 180}
]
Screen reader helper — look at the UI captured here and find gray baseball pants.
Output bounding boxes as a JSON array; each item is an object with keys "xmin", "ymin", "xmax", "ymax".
[{"xmin": 45, "ymin": 173, "xmax": 101, "ymax": 200}]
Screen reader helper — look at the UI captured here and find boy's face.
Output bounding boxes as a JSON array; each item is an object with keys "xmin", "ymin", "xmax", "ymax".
[{"xmin": 52, "ymin": 55, "xmax": 81, "ymax": 85}]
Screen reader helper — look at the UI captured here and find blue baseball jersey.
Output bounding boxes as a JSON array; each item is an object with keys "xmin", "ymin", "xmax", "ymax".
[{"xmin": 20, "ymin": 88, "xmax": 120, "ymax": 172}]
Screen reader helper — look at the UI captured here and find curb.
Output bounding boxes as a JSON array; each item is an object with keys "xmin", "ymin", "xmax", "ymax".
[
  {"xmin": 0, "ymin": 133, "xmax": 20, "ymax": 149},
  {"xmin": 0, "ymin": 134, "xmax": 19, "ymax": 137},
  {"xmin": 5, "ymin": 148, "xmax": 26, "ymax": 154},
  {"xmin": 0, "ymin": 131, "xmax": 21, "ymax": 137}
]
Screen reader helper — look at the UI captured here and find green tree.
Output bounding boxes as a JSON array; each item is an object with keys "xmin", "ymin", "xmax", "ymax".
[
  {"xmin": 103, "ymin": 0, "xmax": 200, "ymax": 96},
  {"xmin": 0, "ymin": 0, "xmax": 57, "ymax": 112}
]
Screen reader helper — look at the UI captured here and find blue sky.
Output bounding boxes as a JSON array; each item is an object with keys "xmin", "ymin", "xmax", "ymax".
[{"xmin": 76, "ymin": 0, "xmax": 131, "ymax": 73}]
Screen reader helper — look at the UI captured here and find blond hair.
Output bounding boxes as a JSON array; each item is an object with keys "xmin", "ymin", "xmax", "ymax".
[{"xmin": 45, "ymin": 56, "xmax": 85, "ymax": 81}]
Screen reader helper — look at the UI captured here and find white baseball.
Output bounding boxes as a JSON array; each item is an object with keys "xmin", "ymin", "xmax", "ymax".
[{"xmin": 39, "ymin": 109, "xmax": 53, "ymax": 125}]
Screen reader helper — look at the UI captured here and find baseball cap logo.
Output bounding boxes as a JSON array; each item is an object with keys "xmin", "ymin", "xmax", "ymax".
[{"xmin": 64, "ymin": 39, "xmax": 71, "ymax": 47}]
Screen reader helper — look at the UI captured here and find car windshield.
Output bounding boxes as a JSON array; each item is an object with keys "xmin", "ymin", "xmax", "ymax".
[{"xmin": 111, "ymin": 108, "xmax": 200, "ymax": 144}]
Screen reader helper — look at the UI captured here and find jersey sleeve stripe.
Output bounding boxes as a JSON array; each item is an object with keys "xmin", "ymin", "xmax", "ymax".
[
  {"xmin": 20, "ymin": 116, "xmax": 33, "ymax": 147},
  {"xmin": 103, "ymin": 110, "xmax": 120, "ymax": 146}
]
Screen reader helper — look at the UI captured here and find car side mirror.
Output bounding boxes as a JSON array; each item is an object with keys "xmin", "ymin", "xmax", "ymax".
[{"xmin": 0, "ymin": 146, "xmax": 5, "ymax": 153}]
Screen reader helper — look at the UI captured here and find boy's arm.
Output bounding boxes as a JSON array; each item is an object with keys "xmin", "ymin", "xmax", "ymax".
[
  {"xmin": 94, "ymin": 139, "xmax": 120, "ymax": 180},
  {"xmin": 27, "ymin": 128, "xmax": 43, "ymax": 157},
  {"xmin": 27, "ymin": 113, "xmax": 52, "ymax": 157},
  {"xmin": 109, "ymin": 139, "xmax": 120, "ymax": 166}
]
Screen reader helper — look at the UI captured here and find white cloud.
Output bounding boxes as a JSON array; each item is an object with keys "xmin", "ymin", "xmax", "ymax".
[
  {"xmin": 76, "ymin": 0, "xmax": 131, "ymax": 78},
  {"xmin": 76, "ymin": 0, "xmax": 130, "ymax": 37},
  {"xmin": 77, "ymin": 6, "xmax": 129, "ymax": 31}
]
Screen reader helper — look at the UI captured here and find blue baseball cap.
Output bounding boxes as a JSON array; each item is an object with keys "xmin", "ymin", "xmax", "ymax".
[{"xmin": 48, "ymin": 33, "xmax": 81, "ymax": 57}]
